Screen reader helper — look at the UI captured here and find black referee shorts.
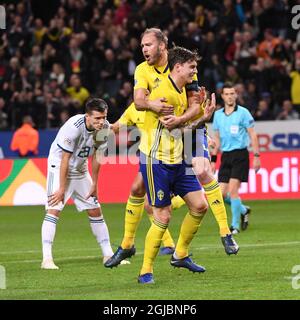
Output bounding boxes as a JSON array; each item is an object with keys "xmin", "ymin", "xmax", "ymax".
[{"xmin": 218, "ymin": 148, "xmax": 249, "ymax": 183}]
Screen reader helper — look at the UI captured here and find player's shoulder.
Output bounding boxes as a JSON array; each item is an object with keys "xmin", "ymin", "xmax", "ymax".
[
  {"xmin": 124, "ymin": 102, "xmax": 135, "ymax": 112},
  {"xmin": 71, "ymin": 114, "xmax": 85, "ymax": 125},
  {"xmin": 237, "ymin": 105, "xmax": 252, "ymax": 115},
  {"xmin": 135, "ymin": 61, "xmax": 148, "ymax": 72},
  {"xmin": 63, "ymin": 114, "xmax": 85, "ymax": 130}
]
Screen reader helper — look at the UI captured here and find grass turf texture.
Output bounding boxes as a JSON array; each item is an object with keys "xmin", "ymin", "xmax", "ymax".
[{"xmin": 0, "ymin": 200, "xmax": 299, "ymax": 300}]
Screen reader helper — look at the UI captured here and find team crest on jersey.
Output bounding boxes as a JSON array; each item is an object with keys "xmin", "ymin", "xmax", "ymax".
[
  {"xmin": 157, "ymin": 189, "xmax": 164, "ymax": 201},
  {"xmin": 153, "ymin": 77, "xmax": 161, "ymax": 89},
  {"xmin": 64, "ymin": 137, "xmax": 72, "ymax": 146}
]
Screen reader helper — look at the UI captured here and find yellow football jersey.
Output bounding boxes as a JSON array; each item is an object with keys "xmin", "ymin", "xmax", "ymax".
[
  {"xmin": 139, "ymin": 76, "xmax": 188, "ymax": 164},
  {"xmin": 119, "ymin": 103, "xmax": 145, "ymax": 129},
  {"xmin": 134, "ymin": 61, "xmax": 169, "ymax": 92},
  {"xmin": 134, "ymin": 61, "xmax": 204, "ymax": 123}
]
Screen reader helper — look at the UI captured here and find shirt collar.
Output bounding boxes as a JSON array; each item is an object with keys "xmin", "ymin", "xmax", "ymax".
[
  {"xmin": 223, "ymin": 104, "xmax": 238, "ymax": 113},
  {"xmin": 168, "ymin": 75, "xmax": 182, "ymax": 93},
  {"xmin": 154, "ymin": 64, "xmax": 169, "ymax": 74},
  {"xmin": 84, "ymin": 117, "xmax": 95, "ymax": 133}
]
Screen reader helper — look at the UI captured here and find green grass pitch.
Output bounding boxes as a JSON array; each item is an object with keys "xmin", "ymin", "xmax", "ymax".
[{"xmin": 0, "ymin": 200, "xmax": 300, "ymax": 300}]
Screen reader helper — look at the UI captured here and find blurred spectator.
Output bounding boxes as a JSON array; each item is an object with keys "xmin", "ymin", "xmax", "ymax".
[
  {"xmin": 5, "ymin": 57, "xmax": 21, "ymax": 92},
  {"xmin": 28, "ymin": 45, "xmax": 42, "ymax": 73},
  {"xmin": 42, "ymin": 43, "xmax": 60, "ymax": 74},
  {"xmin": 66, "ymin": 74, "xmax": 89, "ymax": 110},
  {"xmin": 108, "ymin": 81, "xmax": 133, "ymax": 122},
  {"xmin": 49, "ymin": 63, "xmax": 65, "ymax": 86},
  {"xmin": 99, "ymin": 48, "xmax": 122, "ymax": 97},
  {"xmin": 59, "ymin": 108, "xmax": 70, "ymax": 126},
  {"xmin": 10, "ymin": 115, "xmax": 39, "ymax": 157},
  {"xmin": 33, "ymin": 18, "xmax": 47, "ymax": 45},
  {"xmin": 276, "ymin": 100, "xmax": 299, "ymax": 120},
  {"xmin": 0, "ymin": 98, "xmax": 8, "ymax": 130},
  {"xmin": 257, "ymin": 28, "xmax": 281, "ymax": 63},
  {"xmin": 254, "ymin": 99, "xmax": 274, "ymax": 121},
  {"xmin": 249, "ymin": 57, "xmax": 270, "ymax": 96},
  {"xmin": 19, "ymin": 67, "xmax": 33, "ymax": 91},
  {"xmin": 218, "ymin": 0, "xmax": 240, "ymax": 36},
  {"xmin": 244, "ymin": 81, "xmax": 259, "ymax": 114},
  {"xmin": 225, "ymin": 65, "xmax": 241, "ymax": 84},
  {"xmin": 289, "ymin": 59, "xmax": 300, "ymax": 112},
  {"xmin": 64, "ymin": 37, "xmax": 87, "ymax": 78},
  {"xmin": 114, "ymin": 0, "xmax": 131, "ymax": 25},
  {"xmin": 11, "ymin": 90, "xmax": 36, "ymax": 128}
]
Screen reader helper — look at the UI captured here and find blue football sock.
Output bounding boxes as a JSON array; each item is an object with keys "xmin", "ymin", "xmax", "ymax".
[
  {"xmin": 224, "ymin": 194, "xmax": 231, "ymax": 205},
  {"xmin": 226, "ymin": 194, "xmax": 247, "ymax": 215},
  {"xmin": 230, "ymin": 198, "xmax": 243, "ymax": 230}
]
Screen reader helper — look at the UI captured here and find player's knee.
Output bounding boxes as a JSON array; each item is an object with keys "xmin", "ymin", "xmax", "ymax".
[
  {"xmin": 130, "ymin": 182, "xmax": 146, "ymax": 197},
  {"xmin": 154, "ymin": 209, "xmax": 171, "ymax": 224},
  {"xmin": 191, "ymin": 202, "xmax": 208, "ymax": 215},
  {"xmin": 87, "ymin": 208, "xmax": 102, "ymax": 217},
  {"xmin": 156, "ymin": 215, "xmax": 170, "ymax": 225},
  {"xmin": 47, "ymin": 209, "xmax": 60, "ymax": 218}
]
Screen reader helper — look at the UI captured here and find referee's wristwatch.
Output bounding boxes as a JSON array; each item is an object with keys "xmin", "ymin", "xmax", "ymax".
[{"xmin": 254, "ymin": 153, "xmax": 260, "ymax": 157}]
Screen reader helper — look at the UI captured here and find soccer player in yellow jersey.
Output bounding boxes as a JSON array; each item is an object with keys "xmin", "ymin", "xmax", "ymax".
[
  {"xmin": 135, "ymin": 30, "xmax": 237, "ymax": 254},
  {"xmin": 138, "ymin": 28, "xmax": 238, "ymax": 256},
  {"xmin": 109, "ymin": 102, "xmax": 186, "ymax": 253},
  {"xmin": 135, "ymin": 46, "xmax": 211, "ymax": 284},
  {"xmin": 105, "ymin": 28, "xmax": 197, "ymax": 268}
]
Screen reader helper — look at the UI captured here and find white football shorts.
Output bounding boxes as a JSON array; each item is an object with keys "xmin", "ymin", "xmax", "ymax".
[{"xmin": 45, "ymin": 167, "xmax": 100, "ymax": 212}]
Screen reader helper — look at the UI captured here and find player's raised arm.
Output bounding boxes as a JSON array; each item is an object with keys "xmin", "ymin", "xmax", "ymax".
[
  {"xmin": 182, "ymin": 93, "xmax": 216, "ymax": 131},
  {"xmin": 110, "ymin": 120, "xmax": 121, "ymax": 134},
  {"xmin": 160, "ymin": 83, "xmax": 206, "ymax": 131}
]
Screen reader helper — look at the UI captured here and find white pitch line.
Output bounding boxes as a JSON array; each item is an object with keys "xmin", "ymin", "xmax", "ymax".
[
  {"xmin": 1, "ymin": 241, "xmax": 300, "ymax": 265},
  {"xmin": 1, "ymin": 255, "xmax": 101, "ymax": 264},
  {"xmin": 1, "ymin": 240, "xmax": 299, "ymax": 256},
  {"xmin": 0, "ymin": 247, "xmax": 100, "ymax": 255}
]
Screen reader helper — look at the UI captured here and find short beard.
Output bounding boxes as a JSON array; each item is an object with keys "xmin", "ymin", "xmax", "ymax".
[{"xmin": 148, "ymin": 47, "xmax": 161, "ymax": 66}]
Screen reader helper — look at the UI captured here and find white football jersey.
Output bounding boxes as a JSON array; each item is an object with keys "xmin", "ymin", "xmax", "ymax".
[{"xmin": 48, "ymin": 114, "xmax": 110, "ymax": 177}]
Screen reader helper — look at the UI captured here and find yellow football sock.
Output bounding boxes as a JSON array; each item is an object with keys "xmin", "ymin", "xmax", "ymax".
[
  {"xmin": 121, "ymin": 195, "xmax": 145, "ymax": 249},
  {"xmin": 203, "ymin": 179, "xmax": 231, "ymax": 236},
  {"xmin": 175, "ymin": 210, "xmax": 205, "ymax": 259},
  {"xmin": 148, "ymin": 215, "xmax": 175, "ymax": 248},
  {"xmin": 140, "ymin": 219, "xmax": 168, "ymax": 275},
  {"xmin": 171, "ymin": 195, "xmax": 185, "ymax": 210}
]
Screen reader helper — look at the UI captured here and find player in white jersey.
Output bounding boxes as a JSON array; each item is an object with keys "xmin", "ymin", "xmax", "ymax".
[{"xmin": 41, "ymin": 98, "xmax": 123, "ymax": 269}]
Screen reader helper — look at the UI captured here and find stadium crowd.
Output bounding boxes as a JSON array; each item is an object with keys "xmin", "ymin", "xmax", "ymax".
[{"xmin": 0, "ymin": 0, "xmax": 299, "ymax": 130}]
